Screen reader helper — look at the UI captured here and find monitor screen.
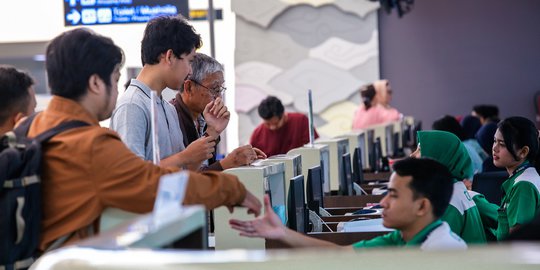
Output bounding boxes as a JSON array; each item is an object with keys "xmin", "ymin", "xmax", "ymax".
[
  {"xmin": 366, "ymin": 130, "xmax": 375, "ymax": 172},
  {"xmin": 372, "ymin": 138, "xmax": 383, "ymax": 172},
  {"xmin": 393, "ymin": 132, "xmax": 400, "ymax": 158},
  {"xmin": 336, "ymin": 140, "xmax": 349, "ymax": 194},
  {"xmin": 339, "ymin": 153, "xmax": 353, "ymax": 196},
  {"xmin": 352, "ymin": 147, "xmax": 364, "ymax": 186},
  {"xmin": 307, "ymin": 165, "xmax": 324, "ymax": 215},
  {"xmin": 265, "ymin": 173, "xmax": 287, "ymax": 225},
  {"xmin": 287, "ymin": 175, "xmax": 307, "ymax": 233},
  {"xmin": 385, "ymin": 124, "xmax": 394, "ymax": 158},
  {"xmin": 320, "ymin": 149, "xmax": 331, "ymax": 194},
  {"xmin": 357, "ymin": 132, "xmax": 368, "ymax": 169},
  {"xmin": 402, "ymin": 122, "xmax": 412, "ymax": 148}
]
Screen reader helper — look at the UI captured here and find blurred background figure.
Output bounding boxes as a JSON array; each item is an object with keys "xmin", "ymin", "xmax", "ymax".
[
  {"xmin": 0, "ymin": 65, "xmax": 36, "ymax": 135},
  {"xmin": 352, "ymin": 79, "xmax": 401, "ymax": 129},
  {"xmin": 250, "ymin": 96, "xmax": 318, "ymax": 157}
]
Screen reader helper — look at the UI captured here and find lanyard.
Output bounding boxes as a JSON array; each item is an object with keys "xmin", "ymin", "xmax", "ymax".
[
  {"xmin": 500, "ymin": 161, "xmax": 531, "ymax": 210},
  {"xmin": 131, "ymin": 84, "xmax": 171, "ymax": 131},
  {"xmin": 509, "ymin": 161, "xmax": 531, "ymax": 179}
]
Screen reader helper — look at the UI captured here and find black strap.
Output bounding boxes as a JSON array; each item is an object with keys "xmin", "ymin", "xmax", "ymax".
[
  {"xmin": 34, "ymin": 120, "xmax": 89, "ymax": 143},
  {"xmin": 13, "ymin": 112, "xmax": 90, "ymax": 143},
  {"xmin": 13, "ymin": 113, "xmax": 38, "ymax": 138}
]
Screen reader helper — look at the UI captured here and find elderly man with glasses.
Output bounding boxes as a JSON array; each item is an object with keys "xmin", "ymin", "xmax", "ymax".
[{"xmin": 171, "ymin": 53, "xmax": 266, "ymax": 171}]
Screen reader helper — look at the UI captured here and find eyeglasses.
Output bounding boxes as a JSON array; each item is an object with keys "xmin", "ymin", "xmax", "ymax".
[{"xmin": 190, "ymin": 79, "xmax": 226, "ymax": 97}]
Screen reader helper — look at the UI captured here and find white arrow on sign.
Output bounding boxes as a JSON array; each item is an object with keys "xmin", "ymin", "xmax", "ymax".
[{"xmin": 67, "ymin": 9, "xmax": 81, "ymax": 24}]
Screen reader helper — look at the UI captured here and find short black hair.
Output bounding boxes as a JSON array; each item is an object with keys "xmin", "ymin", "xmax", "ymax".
[
  {"xmin": 497, "ymin": 116, "xmax": 539, "ymax": 164},
  {"xmin": 141, "ymin": 15, "xmax": 202, "ymax": 66},
  {"xmin": 473, "ymin": 105, "xmax": 499, "ymax": 121},
  {"xmin": 0, "ymin": 65, "xmax": 34, "ymax": 125},
  {"xmin": 258, "ymin": 96, "xmax": 284, "ymax": 120},
  {"xmin": 432, "ymin": 115, "xmax": 465, "ymax": 141},
  {"xmin": 392, "ymin": 157, "xmax": 454, "ymax": 218},
  {"xmin": 46, "ymin": 28, "xmax": 124, "ymax": 101}
]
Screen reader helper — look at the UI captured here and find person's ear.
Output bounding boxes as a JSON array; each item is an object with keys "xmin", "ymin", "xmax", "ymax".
[
  {"xmin": 165, "ymin": 49, "xmax": 174, "ymax": 65},
  {"xmin": 518, "ymin": 146, "xmax": 530, "ymax": 160},
  {"xmin": 184, "ymin": 80, "xmax": 193, "ymax": 93},
  {"xmin": 87, "ymin": 74, "xmax": 104, "ymax": 95},
  {"xmin": 415, "ymin": 197, "xmax": 430, "ymax": 217}
]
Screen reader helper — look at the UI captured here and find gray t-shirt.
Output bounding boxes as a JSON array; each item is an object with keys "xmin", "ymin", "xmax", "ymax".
[{"xmin": 110, "ymin": 79, "xmax": 185, "ymax": 161}]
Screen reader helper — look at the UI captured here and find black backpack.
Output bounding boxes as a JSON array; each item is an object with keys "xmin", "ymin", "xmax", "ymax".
[{"xmin": 0, "ymin": 114, "xmax": 88, "ymax": 270}]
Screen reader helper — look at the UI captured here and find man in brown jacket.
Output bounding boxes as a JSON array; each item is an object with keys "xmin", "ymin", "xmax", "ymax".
[{"xmin": 28, "ymin": 28, "xmax": 261, "ymax": 252}]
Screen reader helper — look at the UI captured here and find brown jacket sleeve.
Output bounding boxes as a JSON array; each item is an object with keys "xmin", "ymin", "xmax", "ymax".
[
  {"xmin": 183, "ymin": 171, "xmax": 246, "ymax": 210},
  {"xmin": 93, "ymin": 129, "xmax": 246, "ymax": 212}
]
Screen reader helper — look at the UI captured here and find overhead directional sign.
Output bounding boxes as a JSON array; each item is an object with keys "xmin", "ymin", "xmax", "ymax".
[{"xmin": 64, "ymin": 0, "xmax": 189, "ymax": 26}]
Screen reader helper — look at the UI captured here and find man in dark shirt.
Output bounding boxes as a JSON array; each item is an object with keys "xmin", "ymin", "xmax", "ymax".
[
  {"xmin": 250, "ymin": 96, "xmax": 319, "ymax": 157},
  {"xmin": 171, "ymin": 53, "xmax": 266, "ymax": 170}
]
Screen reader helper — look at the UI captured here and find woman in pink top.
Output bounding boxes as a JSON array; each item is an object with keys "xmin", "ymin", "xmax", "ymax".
[{"xmin": 352, "ymin": 79, "xmax": 401, "ymax": 129}]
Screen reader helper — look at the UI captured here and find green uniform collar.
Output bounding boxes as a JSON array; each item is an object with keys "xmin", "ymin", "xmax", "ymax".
[{"xmin": 405, "ymin": 219, "xmax": 443, "ymax": 246}]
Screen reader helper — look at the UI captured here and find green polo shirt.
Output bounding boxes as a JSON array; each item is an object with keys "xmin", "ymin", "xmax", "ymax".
[
  {"xmin": 470, "ymin": 192, "xmax": 499, "ymax": 241},
  {"xmin": 440, "ymin": 181, "xmax": 487, "ymax": 244},
  {"xmin": 497, "ymin": 167, "xmax": 540, "ymax": 240},
  {"xmin": 352, "ymin": 220, "xmax": 442, "ymax": 249}
]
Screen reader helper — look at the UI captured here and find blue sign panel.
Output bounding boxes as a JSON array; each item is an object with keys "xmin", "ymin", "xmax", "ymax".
[{"xmin": 64, "ymin": 0, "xmax": 189, "ymax": 26}]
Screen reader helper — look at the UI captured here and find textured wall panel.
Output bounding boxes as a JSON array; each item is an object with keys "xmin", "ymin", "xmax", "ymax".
[
  {"xmin": 236, "ymin": 17, "xmax": 309, "ymax": 68},
  {"xmin": 309, "ymin": 31, "xmax": 378, "ymax": 70},
  {"xmin": 235, "ymin": 61, "xmax": 294, "ymax": 108},
  {"xmin": 235, "ymin": 84, "xmax": 268, "ymax": 113},
  {"xmin": 269, "ymin": 58, "xmax": 362, "ymax": 114},
  {"xmin": 271, "ymin": 5, "xmax": 377, "ymax": 48},
  {"xmin": 236, "ymin": 61, "xmax": 284, "ymax": 84},
  {"xmin": 232, "ymin": 0, "xmax": 288, "ymax": 28},
  {"xmin": 350, "ymin": 56, "xmax": 379, "ymax": 83},
  {"xmin": 234, "ymin": 1, "xmax": 379, "ymax": 141},
  {"xmin": 317, "ymin": 101, "xmax": 358, "ymax": 138},
  {"xmin": 335, "ymin": 0, "xmax": 379, "ymax": 18}
]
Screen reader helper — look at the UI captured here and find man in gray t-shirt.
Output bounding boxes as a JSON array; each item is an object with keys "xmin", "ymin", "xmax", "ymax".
[{"xmin": 110, "ymin": 16, "xmax": 217, "ymax": 170}]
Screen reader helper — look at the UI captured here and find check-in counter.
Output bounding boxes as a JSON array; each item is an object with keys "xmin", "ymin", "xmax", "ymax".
[{"xmin": 32, "ymin": 243, "xmax": 540, "ymax": 270}]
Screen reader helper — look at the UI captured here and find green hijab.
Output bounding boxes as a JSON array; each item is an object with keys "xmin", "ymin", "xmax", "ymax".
[{"xmin": 417, "ymin": 130, "xmax": 473, "ymax": 180}]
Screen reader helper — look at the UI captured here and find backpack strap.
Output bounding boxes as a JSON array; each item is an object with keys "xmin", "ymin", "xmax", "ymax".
[
  {"xmin": 13, "ymin": 113, "xmax": 39, "ymax": 138},
  {"xmin": 34, "ymin": 120, "xmax": 90, "ymax": 143},
  {"xmin": 13, "ymin": 112, "xmax": 90, "ymax": 144}
]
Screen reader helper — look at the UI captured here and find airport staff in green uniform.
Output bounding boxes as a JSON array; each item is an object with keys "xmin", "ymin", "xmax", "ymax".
[
  {"xmin": 411, "ymin": 130, "xmax": 486, "ymax": 244},
  {"xmin": 230, "ymin": 158, "xmax": 467, "ymax": 251},
  {"xmin": 469, "ymin": 117, "xmax": 540, "ymax": 240}
]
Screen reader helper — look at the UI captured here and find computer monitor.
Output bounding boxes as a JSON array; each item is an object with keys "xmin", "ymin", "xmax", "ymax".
[
  {"xmin": 257, "ymin": 154, "xmax": 302, "ymax": 209},
  {"xmin": 288, "ymin": 144, "xmax": 331, "ymax": 194},
  {"xmin": 287, "ymin": 175, "xmax": 307, "ymax": 233},
  {"xmin": 314, "ymin": 137, "xmax": 349, "ymax": 193},
  {"xmin": 384, "ymin": 124, "xmax": 394, "ymax": 158},
  {"xmin": 371, "ymin": 138, "xmax": 383, "ymax": 172},
  {"xmin": 352, "ymin": 147, "xmax": 364, "ymax": 186},
  {"xmin": 337, "ymin": 131, "xmax": 368, "ymax": 170},
  {"xmin": 366, "ymin": 129, "xmax": 375, "ymax": 171},
  {"xmin": 214, "ymin": 163, "xmax": 286, "ymax": 250},
  {"xmin": 306, "ymin": 165, "xmax": 324, "ymax": 215},
  {"xmin": 339, "ymin": 153, "xmax": 353, "ymax": 196},
  {"xmin": 392, "ymin": 132, "xmax": 401, "ymax": 158}
]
